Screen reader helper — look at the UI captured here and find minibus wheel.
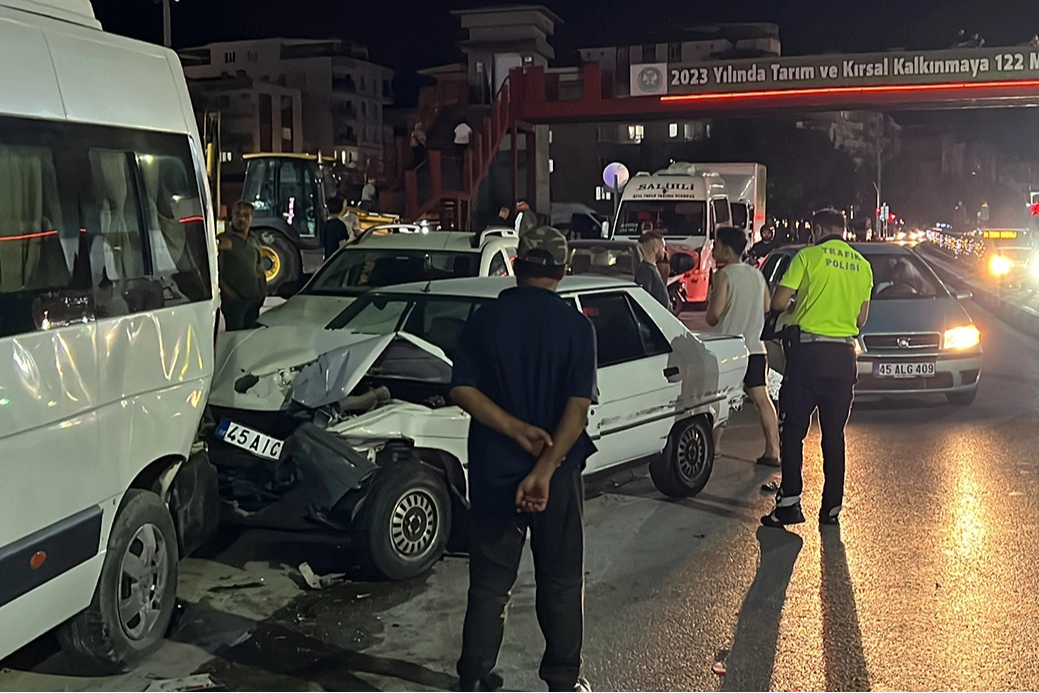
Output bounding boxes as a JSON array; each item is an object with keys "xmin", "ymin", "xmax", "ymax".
[{"xmin": 57, "ymin": 489, "xmax": 179, "ymax": 673}]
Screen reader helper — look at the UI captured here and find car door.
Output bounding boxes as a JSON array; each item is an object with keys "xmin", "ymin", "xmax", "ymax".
[{"xmin": 577, "ymin": 290, "xmax": 678, "ymax": 472}]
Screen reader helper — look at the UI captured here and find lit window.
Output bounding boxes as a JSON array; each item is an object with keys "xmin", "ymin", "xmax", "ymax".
[
  {"xmin": 627, "ymin": 124, "xmax": 644, "ymax": 143},
  {"xmin": 595, "ymin": 186, "xmax": 613, "ymax": 201},
  {"xmin": 669, "ymin": 123, "xmax": 678, "ymax": 138},
  {"xmin": 221, "ymin": 151, "xmax": 233, "ymax": 162}
]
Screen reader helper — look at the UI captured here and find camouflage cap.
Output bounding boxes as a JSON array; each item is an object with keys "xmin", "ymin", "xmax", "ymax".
[{"xmin": 518, "ymin": 226, "xmax": 568, "ymax": 267}]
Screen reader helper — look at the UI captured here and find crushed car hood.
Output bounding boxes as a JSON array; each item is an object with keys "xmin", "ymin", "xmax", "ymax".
[
  {"xmin": 210, "ymin": 326, "xmax": 451, "ymax": 412},
  {"xmin": 257, "ymin": 294, "xmax": 355, "ymax": 328}
]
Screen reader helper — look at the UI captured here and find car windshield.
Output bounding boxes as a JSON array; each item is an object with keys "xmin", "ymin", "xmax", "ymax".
[
  {"xmin": 327, "ymin": 293, "xmax": 484, "ymax": 358},
  {"xmin": 868, "ymin": 253, "xmax": 946, "ymax": 300},
  {"xmin": 305, "ymin": 248, "xmax": 481, "ymax": 296},
  {"xmin": 569, "ymin": 246, "xmax": 638, "ymax": 277},
  {"xmin": 615, "ymin": 200, "xmax": 706, "ymax": 238}
]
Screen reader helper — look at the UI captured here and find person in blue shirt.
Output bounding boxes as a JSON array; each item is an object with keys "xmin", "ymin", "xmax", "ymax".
[{"xmin": 452, "ymin": 226, "xmax": 597, "ymax": 693}]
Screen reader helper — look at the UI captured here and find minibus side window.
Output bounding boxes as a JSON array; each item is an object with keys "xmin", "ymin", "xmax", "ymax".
[
  {"xmin": 0, "ymin": 133, "xmax": 85, "ymax": 337},
  {"xmin": 0, "ymin": 116, "xmax": 213, "ymax": 336},
  {"xmin": 136, "ymin": 151, "xmax": 212, "ymax": 305}
]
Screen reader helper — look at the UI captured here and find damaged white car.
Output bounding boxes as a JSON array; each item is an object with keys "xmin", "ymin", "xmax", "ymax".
[{"xmin": 205, "ymin": 276, "xmax": 748, "ymax": 580}]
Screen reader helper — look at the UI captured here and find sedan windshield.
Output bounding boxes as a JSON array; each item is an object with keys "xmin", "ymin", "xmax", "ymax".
[
  {"xmin": 305, "ymin": 248, "xmax": 481, "ymax": 296},
  {"xmin": 327, "ymin": 294, "xmax": 484, "ymax": 359},
  {"xmin": 868, "ymin": 253, "xmax": 946, "ymax": 300}
]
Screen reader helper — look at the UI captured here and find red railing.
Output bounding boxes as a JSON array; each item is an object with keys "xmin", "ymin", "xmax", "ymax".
[{"xmin": 404, "ymin": 78, "xmax": 514, "ymax": 226}]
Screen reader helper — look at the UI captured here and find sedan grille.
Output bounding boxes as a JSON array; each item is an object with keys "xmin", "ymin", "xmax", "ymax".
[{"xmin": 863, "ymin": 333, "xmax": 941, "ymax": 351}]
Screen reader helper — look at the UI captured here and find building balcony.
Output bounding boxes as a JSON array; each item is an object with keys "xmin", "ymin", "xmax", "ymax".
[{"xmin": 332, "ymin": 77, "xmax": 357, "ymax": 93}]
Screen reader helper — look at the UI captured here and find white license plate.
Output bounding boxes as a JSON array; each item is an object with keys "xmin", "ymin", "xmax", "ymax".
[
  {"xmin": 875, "ymin": 362, "xmax": 936, "ymax": 378},
  {"xmin": 217, "ymin": 419, "xmax": 284, "ymax": 460}
]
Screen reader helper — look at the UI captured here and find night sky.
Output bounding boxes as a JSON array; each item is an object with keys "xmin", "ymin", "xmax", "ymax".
[
  {"xmin": 91, "ymin": 0, "xmax": 1039, "ymax": 154},
  {"xmin": 94, "ymin": 0, "xmax": 1039, "ymax": 73}
]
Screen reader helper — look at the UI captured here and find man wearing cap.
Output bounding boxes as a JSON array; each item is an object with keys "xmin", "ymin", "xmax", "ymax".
[
  {"xmin": 761, "ymin": 209, "xmax": 873, "ymax": 528},
  {"xmin": 452, "ymin": 226, "xmax": 597, "ymax": 693}
]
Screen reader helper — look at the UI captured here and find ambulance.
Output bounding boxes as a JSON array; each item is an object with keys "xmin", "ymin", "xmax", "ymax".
[{"xmin": 614, "ymin": 162, "xmax": 731, "ymax": 304}]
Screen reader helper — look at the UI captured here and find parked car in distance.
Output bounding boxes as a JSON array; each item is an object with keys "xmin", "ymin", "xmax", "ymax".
[
  {"xmin": 205, "ymin": 276, "xmax": 749, "ymax": 581},
  {"xmin": 568, "ymin": 239, "xmax": 683, "ymax": 313},
  {"xmin": 760, "ymin": 243, "xmax": 982, "ymax": 405},
  {"xmin": 258, "ymin": 229, "xmax": 518, "ymax": 328}
]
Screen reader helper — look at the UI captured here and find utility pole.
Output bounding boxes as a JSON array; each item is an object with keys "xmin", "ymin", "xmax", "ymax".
[
  {"xmin": 159, "ymin": 0, "xmax": 178, "ymax": 47},
  {"xmin": 874, "ymin": 117, "xmax": 884, "ymax": 237},
  {"xmin": 162, "ymin": 0, "xmax": 171, "ymax": 46}
]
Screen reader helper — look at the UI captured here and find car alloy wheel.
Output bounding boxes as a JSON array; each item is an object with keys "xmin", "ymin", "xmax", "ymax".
[{"xmin": 675, "ymin": 422, "xmax": 709, "ymax": 483}]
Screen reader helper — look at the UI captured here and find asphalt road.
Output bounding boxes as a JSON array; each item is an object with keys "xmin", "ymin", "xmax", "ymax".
[{"xmin": 4, "ymin": 270, "xmax": 1039, "ymax": 691}]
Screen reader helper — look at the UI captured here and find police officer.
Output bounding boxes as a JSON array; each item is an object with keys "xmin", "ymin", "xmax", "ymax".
[{"xmin": 762, "ymin": 209, "xmax": 873, "ymax": 527}]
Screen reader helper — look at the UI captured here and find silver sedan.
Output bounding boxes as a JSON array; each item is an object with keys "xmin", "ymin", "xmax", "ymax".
[{"xmin": 760, "ymin": 243, "xmax": 983, "ymax": 405}]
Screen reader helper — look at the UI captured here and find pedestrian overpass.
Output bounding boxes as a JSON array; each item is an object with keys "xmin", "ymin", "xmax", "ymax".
[{"xmin": 406, "ymin": 45, "xmax": 1039, "ymax": 225}]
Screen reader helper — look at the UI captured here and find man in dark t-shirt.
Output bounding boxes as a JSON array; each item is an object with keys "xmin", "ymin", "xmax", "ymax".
[
  {"xmin": 323, "ymin": 196, "xmax": 349, "ymax": 261},
  {"xmin": 452, "ymin": 226, "xmax": 597, "ymax": 693}
]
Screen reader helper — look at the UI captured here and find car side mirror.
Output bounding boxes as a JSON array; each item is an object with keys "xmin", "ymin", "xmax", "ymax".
[
  {"xmin": 671, "ymin": 253, "xmax": 696, "ymax": 276},
  {"xmin": 601, "ymin": 220, "xmax": 610, "ymax": 238}
]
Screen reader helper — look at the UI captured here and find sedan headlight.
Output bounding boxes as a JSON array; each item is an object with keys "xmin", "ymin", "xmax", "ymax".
[{"xmin": 944, "ymin": 324, "xmax": 981, "ymax": 351}]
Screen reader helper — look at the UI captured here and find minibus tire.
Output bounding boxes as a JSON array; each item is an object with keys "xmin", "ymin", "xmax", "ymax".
[{"xmin": 57, "ymin": 489, "xmax": 179, "ymax": 674}]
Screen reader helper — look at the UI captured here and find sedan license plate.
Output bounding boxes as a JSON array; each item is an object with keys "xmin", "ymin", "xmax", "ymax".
[
  {"xmin": 216, "ymin": 419, "xmax": 284, "ymax": 460},
  {"xmin": 874, "ymin": 362, "xmax": 936, "ymax": 378}
]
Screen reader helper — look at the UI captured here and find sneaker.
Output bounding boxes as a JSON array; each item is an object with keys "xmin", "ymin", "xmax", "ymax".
[
  {"xmin": 457, "ymin": 673, "xmax": 504, "ymax": 692},
  {"xmin": 574, "ymin": 677, "xmax": 593, "ymax": 692},
  {"xmin": 761, "ymin": 502, "xmax": 806, "ymax": 527}
]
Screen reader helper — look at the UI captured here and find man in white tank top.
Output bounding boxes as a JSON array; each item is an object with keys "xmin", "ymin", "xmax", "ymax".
[{"xmin": 705, "ymin": 227, "xmax": 781, "ymax": 466}]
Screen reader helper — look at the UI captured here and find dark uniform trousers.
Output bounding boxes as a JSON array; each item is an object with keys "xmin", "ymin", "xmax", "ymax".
[
  {"xmin": 458, "ymin": 466, "xmax": 584, "ymax": 691},
  {"xmin": 779, "ymin": 341, "xmax": 856, "ymax": 514}
]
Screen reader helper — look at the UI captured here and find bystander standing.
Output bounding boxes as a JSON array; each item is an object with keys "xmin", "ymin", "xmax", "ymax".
[{"xmin": 452, "ymin": 226, "xmax": 596, "ymax": 693}]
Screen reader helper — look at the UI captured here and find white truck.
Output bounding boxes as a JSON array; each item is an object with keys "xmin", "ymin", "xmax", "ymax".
[
  {"xmin": 693, "ymin": 163, "xmax": 767, "ymax": 244},
  {"xmin": 613, "ymin": 163, "xmax": 731, "ymax": 305}
]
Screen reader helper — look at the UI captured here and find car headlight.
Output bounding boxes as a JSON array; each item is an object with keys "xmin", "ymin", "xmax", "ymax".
[
  {"xmin": 989, "ymin": 254, "xmax": 1013, "ymax": 277},
  {"xmin": 944, "ymin": 324, "xmax": 981, "ymax": 351}
]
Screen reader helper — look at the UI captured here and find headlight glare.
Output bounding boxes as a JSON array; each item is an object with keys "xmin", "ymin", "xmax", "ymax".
[
  {"xmin": 989, "ymin": 254, "xmax": 1013, "ymax": 277},
  {"xmin": 944, "ymin": 324, "xmax": 981, "ymax": 351}
]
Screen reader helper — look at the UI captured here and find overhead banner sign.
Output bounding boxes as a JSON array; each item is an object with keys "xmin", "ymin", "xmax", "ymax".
[
  {"xmin": 643, "ymin": 47, "xmax": 1039, "ymax": 96},
  {"xmin": 630, "ymin": 62, "xmax": 668, "ymax": 96}
]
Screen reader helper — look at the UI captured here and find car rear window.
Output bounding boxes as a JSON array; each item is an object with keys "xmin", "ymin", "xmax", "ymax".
[
  {"xmin": 305, "ymin": 248, "xmax": 481, "ymax": 295},
  {"xmin": 569, "ymin": 246, "xmax": 638, "ymax": 277}
]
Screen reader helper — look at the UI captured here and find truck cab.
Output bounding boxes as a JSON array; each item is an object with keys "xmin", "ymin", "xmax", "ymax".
[{"xmin": 614, "ymin": 163, "xmax": 730, "ymax": 304}]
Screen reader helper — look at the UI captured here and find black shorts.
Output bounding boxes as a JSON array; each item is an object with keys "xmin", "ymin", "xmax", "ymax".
[{"xmin": 744, "ymin": 353, "xmax": 768, "ymax": 389}]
